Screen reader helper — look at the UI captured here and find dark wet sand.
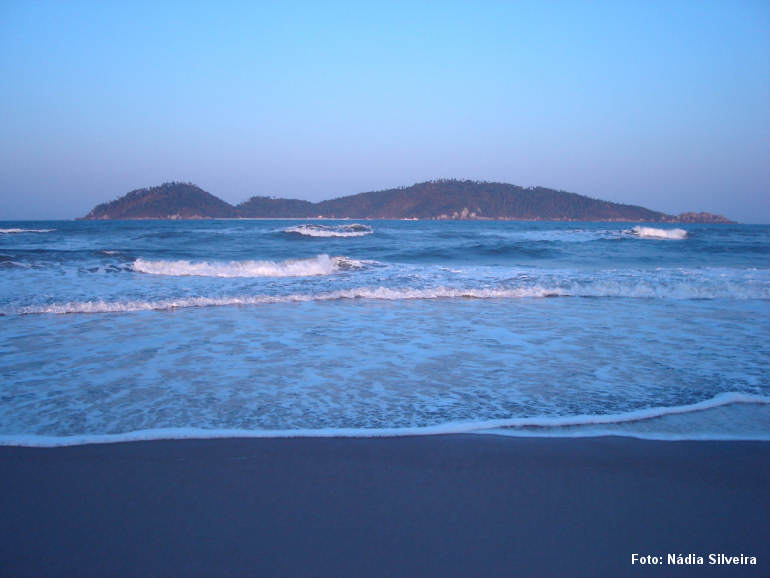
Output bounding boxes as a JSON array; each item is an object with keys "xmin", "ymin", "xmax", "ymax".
[{"xmin": 0, "ymin": 435, "xmax": 768, "ymax": 577}]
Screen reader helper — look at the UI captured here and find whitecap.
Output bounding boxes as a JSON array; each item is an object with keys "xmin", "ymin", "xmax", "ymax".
[
  {"xmin": 284, "ymin": 223, "xmax": 373, "ymax": 238},
  {"xmin": 131, "ymin": 254, "xmax": 365, "ymax": 278},
  {"xmin": 0, "ymin": 228, "xmax": 55, "ymax": 234},
  {"xmin": 630, "ymin": 226, "xmax": 688, "ymax": 240}
]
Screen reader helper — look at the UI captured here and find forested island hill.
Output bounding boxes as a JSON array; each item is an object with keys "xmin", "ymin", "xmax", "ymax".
[{"xmin": 82, "ymin": 180, "xmax": 733, "ymax": 222}]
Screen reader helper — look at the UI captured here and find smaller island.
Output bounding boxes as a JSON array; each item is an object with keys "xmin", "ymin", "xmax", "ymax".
[{"xmin": 82, "ymin": 180, "xmax": 734, "ymax": 223}]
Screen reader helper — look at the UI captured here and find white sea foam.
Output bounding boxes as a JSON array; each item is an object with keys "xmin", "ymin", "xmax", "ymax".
[
  {"xmin": 131, "ymin": 254, "xmax": 364, "ymax": 277},
  {"xmin": 631, "ymin": 226, "xmax": 688, "ymax": 240},
  {"xmin": 16, "ymin": 286, "xmax": 565, "ymax": 314},
  {"xmin": 0, "ymin": 228, "xmax": 55, "ymax": 234},
  {"xmin": 481, "ymin": 392, "xmax": 770, "ymax": 429},
  {"xmin": 1, "ymin": 393, "xmax": 767, "ymax": 447},
  {"xmin": 284, "ymin": 223, "xmax": 373, "ymax": 237}
]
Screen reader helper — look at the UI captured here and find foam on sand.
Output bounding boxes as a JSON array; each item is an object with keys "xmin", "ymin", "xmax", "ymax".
[
  {"xmin": 131, "ymin": 254, "xmax": 364, "ymax": 277},
  {"xmin": 631, "ymin": 226, "xmax": 688, "ymax": 240},
  {"xmin": 0, "ymin": 393, "xmax": 767, "ymax": 447},
  {"xmin": 478, "ymin": 392, "xmax": 770, "ymax": 438}
]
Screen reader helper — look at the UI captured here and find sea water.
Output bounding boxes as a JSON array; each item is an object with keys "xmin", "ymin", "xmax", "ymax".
[{"xmin": 1, "ymin": 220, "xmax": 768, "ymax": 445}]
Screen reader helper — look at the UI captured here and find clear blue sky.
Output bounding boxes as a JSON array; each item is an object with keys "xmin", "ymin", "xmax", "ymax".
[{"xmin": 1, "ymin": 0, "xmax": 768, "ymax": 221}]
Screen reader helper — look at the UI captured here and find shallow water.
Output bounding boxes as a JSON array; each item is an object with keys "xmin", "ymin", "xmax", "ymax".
[{"xmin": 1, "ymin": 220, "xmax": 768, "ymax": 444}]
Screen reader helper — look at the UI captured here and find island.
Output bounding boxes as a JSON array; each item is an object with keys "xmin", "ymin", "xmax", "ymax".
[{"xmin": 82, "ymin": 180, "xmax": 734, "ymax": 223}]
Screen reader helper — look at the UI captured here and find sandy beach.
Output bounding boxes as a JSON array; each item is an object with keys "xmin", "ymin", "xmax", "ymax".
[{"xmin": 0, "ymin": 435, "xmax": 767, "ymax": 577}]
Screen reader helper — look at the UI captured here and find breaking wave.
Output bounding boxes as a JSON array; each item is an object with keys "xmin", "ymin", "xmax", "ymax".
[
  {"xmin": 0, "ymin": 228, "xmax": 55, "ymax": 234},
  {"xmin": 283, "ymin": 223, "xmax": 373, "ymax": 238},
  {"xmin": 15, "ymin": 276, "xmax": 770, "ymax": 314},
  {"xmin": 631, "ymin": 226, "xmax": 688, "ymax": 240},
  {"xmin": 16, "ymin": 287, "xmax": 564, "ymax": 314},
  {"xmin": 131, "ymin": 254, "xmax": 365, "ymax": 277}
]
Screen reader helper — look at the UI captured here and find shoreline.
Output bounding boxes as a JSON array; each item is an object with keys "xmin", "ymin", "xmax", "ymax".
[
  {"xmin": 1, "ymin": 391, "xmax": 768, "ymax": 447},
  {"xmin": 1, "ymin": 435, "xmax": 767, "ymax": 577}
]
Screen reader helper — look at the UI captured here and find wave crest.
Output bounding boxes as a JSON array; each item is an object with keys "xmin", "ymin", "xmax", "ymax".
[
  {"xmin": 131, "ymin": 255, "xmax": 364, "ymax": 277},
  {"xmin": 284, "ymin": 223, "xmax": 373, "ymax": 238},
  {"xmin": 16, "ymin": 287, "xmax": 564, "ymax": 314},
  {"xmin": 0, "ymin": 228, "xmax": 55, "ymax": 234},
  {"xmin": 631, "ymin": 226, "xmax": 688, "ymax": 240}
]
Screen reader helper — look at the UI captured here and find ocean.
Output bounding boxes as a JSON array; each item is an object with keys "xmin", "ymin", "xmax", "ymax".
[{"xmin": 1, "ymin": 220, "xmax": 768, "ymax": 445}]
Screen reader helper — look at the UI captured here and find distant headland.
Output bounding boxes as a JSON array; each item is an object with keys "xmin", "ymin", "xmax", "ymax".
[{"xmin": 81, "ymin": 180, "xmax": 734, "ymax": 223}]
